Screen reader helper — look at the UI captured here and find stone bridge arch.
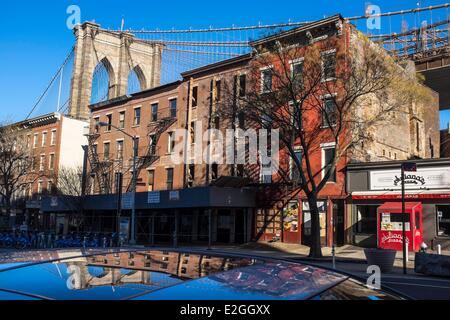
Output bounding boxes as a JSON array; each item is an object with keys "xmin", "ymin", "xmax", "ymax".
[{"xmin": 69, "ymin": 22, "xmax": 163, "ymax": 119}]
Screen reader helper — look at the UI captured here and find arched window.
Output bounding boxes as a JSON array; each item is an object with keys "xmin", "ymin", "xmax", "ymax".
[
  {"xmin": 91, "ymin": 58, "xmax": 114, "ymax": 104},
  {"xmin": 127, "ymin": 65, "xmax": 146, "ymax": 95}
]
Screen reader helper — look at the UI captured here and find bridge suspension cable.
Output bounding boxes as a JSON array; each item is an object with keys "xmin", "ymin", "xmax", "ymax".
[{"xmin": 25, "ymin": 47, "xmax": 75, "ymax": 120}]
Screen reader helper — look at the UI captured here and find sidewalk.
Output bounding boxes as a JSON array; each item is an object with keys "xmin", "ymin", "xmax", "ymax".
[{"xmin": 197, "ymin": 241, "xmax": 450, "ymax": 275}]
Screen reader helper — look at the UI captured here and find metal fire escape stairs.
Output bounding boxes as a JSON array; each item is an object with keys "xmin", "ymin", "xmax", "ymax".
[
  {"xmin": 124, "ymin": 116, "xmax": 177, "ymax": 192},
  {"xmin": 86, "ymin": 132, "xmax": 118, "ymax": 194}
]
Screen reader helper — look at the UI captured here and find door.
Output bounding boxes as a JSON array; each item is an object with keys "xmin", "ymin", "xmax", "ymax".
[
  {"xmin": 234, "ymin": 210, "xmax": 246, "ymax": 244},
  {"xmin": 333, "ymin": 200, "xmax": 345, "ymax": 246},
  {"xmin": 217, "ymin": 210, "xmax": 231, "ymax": 243},
  {"xmin": 302, "ymin": 201, "xmax": 327, "ymax": 246}
]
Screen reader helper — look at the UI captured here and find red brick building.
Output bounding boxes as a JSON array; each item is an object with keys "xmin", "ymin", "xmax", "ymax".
[
  {"xmin": 40, "ymin": 15, "xmax": 439, "ymax": 247},
  {"xmin": 4, "ymin": 113, "xmax": 87, "ymax": 230}
]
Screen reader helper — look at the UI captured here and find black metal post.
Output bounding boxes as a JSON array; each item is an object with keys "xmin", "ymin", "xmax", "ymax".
[
  {"xmin": 174, "ymin": 211, "xmax": 179, "ymax": 248},
  {"xmin": 115, "ymin": 172, "xmax": 123, "ymax": 245},
  {"xmin": 130, "ymin": 137, "xmax": 138, "ymax": 245},
  {"xmin": 208, "ymin": 209, "xmax": 212, "ymax": 250},
  {"xmin": 401, "ymin": 164, "xmax": 407, "ymax": 275}
]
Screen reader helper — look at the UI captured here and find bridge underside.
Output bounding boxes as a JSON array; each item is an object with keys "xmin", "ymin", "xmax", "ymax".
[{"xmin": 416, "ymin": 56, "xmax": 450, "ymax": 110}]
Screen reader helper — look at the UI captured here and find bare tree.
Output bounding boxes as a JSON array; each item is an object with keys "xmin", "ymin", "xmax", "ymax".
[
  {"xmin": 49, "ymin": 165, "xmax": 87, "ymax": 231},
  {"xmin": 218, "ymin": 33, "xmax": 433, "ymax": 257},
  {"xmin": 0, "ymin": 124, "xmax": 38, "ymax": 219}
]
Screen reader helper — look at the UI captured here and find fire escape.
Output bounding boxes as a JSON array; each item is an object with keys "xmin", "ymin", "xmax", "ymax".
[
  {"xmin": 86, "ymin": 131, "xmax": 117, "ymax": 195},
  {"xmin": 124, "ymin": 116, "xmax": 177, "ymax": 192}
]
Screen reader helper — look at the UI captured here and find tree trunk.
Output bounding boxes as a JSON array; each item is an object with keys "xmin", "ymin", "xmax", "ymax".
[{"xmin": 307, "ymin": 195, "xmax": 323, "ymax": 258}]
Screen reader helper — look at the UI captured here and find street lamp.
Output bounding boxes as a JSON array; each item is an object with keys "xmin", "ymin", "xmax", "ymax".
[{"xmin": 97, "ymin": 121, "xmax": 138, "ymax": 245}]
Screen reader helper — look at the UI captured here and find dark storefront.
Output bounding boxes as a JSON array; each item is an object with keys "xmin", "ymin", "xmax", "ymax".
[
  {"xmin": 41, "ymin": 187, "xmax": 256, "ymax": 246},
  {"xmin": 347, "ymin": 158, "xmax": 450, "ymax": 250}
]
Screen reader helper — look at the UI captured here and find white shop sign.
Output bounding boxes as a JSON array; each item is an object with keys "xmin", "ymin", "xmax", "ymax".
[{"xmin": 370, "ymin": 166, "xmax": 450, "ymax": 190}]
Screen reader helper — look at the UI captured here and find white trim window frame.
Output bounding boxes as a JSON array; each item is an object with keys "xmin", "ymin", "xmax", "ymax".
[
  {"xmin": 116, "ymin": 139, "xmax": 124, "ymax": 160},
  {"xmin": 260, "ymin": 65, "xmax": 274, "ymax": 94},
  {"xmin": 289, "ymin": 58, "xmax": 305, "ymax": 88},
  {"xmin": 321, "ymin": 93, "xmax": 338, "ymax": 128},
  {"xmin": 39, "ymin": 154, "xmax": 46, "ymax": 172},
  {"xmin": 50, "ymin": 129, "xmax": 57, "ymax": 146},
  {"xmin": 321, "ymin": 49, "xmax": 337, "ymax": 82},
  {"xmin": 48, "ymin": 153, "xmax": 55, "ymax": 171},
  {"xmin": 167, "ymin": 131, "xmax": 175, "ymax": 154},
  {"xmin": 41, "ymin": 131, "xmax": 48, "ymax": 147},
  {"xmin": 321, "ymin": 142, "xmax": 337, "ymax": 183},
  {"xmin": 33, "ymin": 133, "xmax": 38, "ymax": 149},
  {"xmin": 290, "ymin": 147, "xmax": 303, "ymax": 181},
  {"xmin": 133, "ymin": 106, "xmax": 142, "ymax": 126}
]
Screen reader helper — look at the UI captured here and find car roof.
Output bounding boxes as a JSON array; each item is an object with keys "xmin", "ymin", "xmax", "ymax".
[{"xmin": 0, "ymin": 249, "xmax": 403, "ymax": 300}]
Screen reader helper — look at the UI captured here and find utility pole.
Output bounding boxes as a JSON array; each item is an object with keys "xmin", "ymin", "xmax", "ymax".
[
  {"xmin": 115, "ymin": 172, "xmax": 123, "ymax": 244},
  {"xmin": 401, "ymin": 162, "xmax": 417, "ymax": 275},
  {"xmin": 401, "ymin": 163, "xmax": 407, "ymax": 275}
]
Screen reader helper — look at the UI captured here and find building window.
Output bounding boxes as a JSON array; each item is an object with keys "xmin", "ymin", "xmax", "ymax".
[
  {"xmin": 118, "ymin": 111, "xmax": 125, "ymax": 129},
  {"xmin": 42, "ymin": 132, "xmax": 47, "ymax": 147},
  {"xmin": 236, "ymin": 164, "xmax": 244, "ymax": 177},
  {"xmin": 211, "ymin": 163, "xmax": 219, "ymax": 181},
  {"xmin": 322, "ymin": 51, "xmax": 336, "ymax": 81},
  {"xmin": 261, "ymin": 68, "xmax": 273, "ymax": 93},
  {"xmin": 50, "ymin": 130, "xmax": 57, "ymax": 146},
  {"xmin": 106, "ymin": 114, "xmax": 112, "ymax": 131},
  {"xmin": 168, "ymin": 132, "xmax": 175, "ymax": 154},
  {"xmin": 94, "ymin": 117, "xmax": 100, "ymax": 133},
  {"xmin": 166, "ymin": 168, "xmax": 174, "ymax": 191},
  {"xmin": 291, "ymin": 150, "xmax": 302, "ymax": 182},
  {"xmin": 26, "ymin": 135, "xmax": 31, "ymax": 149},
  {"xmin": 104, "ymin": 142, "xmax": 110, "ymax": 160},
  {"xmin": 147, "ymin": 170, "xmax": 155, "ymax": 192},
  {"xmin": 134, "ymin": 107, "xmax": 141, "ymax": 126},
  {"xmin": 322, "ymin": 145, "xmax": 337, "ymax": 183},
  {"xmin": 192, "ymin": 86, "xmax": 198, "ymax": 108},
  {"xmin": 47, "ymin": 181, "xmax": 55, "ymax": 195},
  {"xmin": 190, "ymin": 122, "xmax": 197, "ymax": 144},
  {"xmin": 213, "ymin": 117, "xmax": 220, "ymax": 130},
  {"xmin": 355, "ymin": 205, "xmax": 378, "ymax": 235},
  {"xmin": 188, "ymin": 164, "xmax": 195, "ymax": 188},
  {"xmin": 37, "ymin": 181, "xmax": 43, "ymax": 195},
  {"xmin": 239, "ymin": 74, "xmax": 247, "ymax": 98},
  {"xmin": 215, "ymin": 80, "xmax": 222, "ymax": 102},
  {"xmin": 116, "ymin": 140, "xmax": 124, "ymax": 160},
  {"xmin": 149, "ymin": 134, "xmax": 157, "ymax": 155},
  {"xmin": 49, "ymin": 153, "xmax": 55, "ymax": 171},
  {"xmin": 32, "ymin": 157, "xmax": 37, "ymax": 172},
  {"xmin": 260, "ymin": 163, "xmax": 272, "ymax": 184},
  {"xmin": 291, "ymin": 60, "xmax": 304, "ymax": 88},
  {"xmin": 39, "ymin": 155, "xmax": 45, "ymax": 172},
  {"xmin": 237, "ymin": 112, "xmax": 245, "ymax": 129},
  {"xmin": 149, "ymin": 103, "xmax": 158, "ymax": 122},
  {"xmin": 170, "ymin": 99, "xmax": 177, "ymax": 118},
  {"xmin": 437, "ymin": 205, "xmax": 450, "ymax": 237},
  {"xmin": 33, "ymin": 134, "xmax": 38, "ymax": 149},
  {"xmin": 322, "ymin": 98, "xmax": 337, "ymax": 127},
  {"xmin": 92, "ymin": 144, "xmax": 98, "ymax": 156}
]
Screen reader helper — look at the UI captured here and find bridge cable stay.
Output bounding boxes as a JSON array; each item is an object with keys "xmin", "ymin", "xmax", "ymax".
[
  {"xmin": 25, "ymin": 3, "xmax": 450, "ymax": 118},
  {"xmin": 25, "ymin": 47, "xmax": 75, "ymax": 120}
]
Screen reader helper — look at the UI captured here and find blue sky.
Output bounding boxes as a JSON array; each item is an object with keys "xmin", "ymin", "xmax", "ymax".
[{"xmin": 0, "ymin": 0, "xmax": 449, "ymax": 127}]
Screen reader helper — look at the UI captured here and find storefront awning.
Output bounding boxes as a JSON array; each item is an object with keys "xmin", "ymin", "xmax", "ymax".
[{"xmin": 351, "ymin": 189, "xmax": 450, "ymax": 200}]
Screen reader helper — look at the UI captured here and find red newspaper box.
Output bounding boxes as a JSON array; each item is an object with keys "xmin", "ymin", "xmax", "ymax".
[{"xmin": 377, "ymin": 202, "xmax": 423, "ymax": 252}]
